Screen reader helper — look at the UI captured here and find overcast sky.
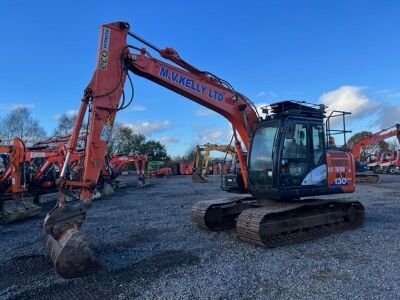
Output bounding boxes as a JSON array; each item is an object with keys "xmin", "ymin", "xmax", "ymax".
[{"xmin": 0, "ymin": 0, "xmax": 399, "ymax": 155}]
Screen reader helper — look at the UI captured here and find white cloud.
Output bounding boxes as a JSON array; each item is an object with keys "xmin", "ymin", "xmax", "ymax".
[
  {"xmin": 388, "ymin": 92, "xmax": 400, "ymax": 99},
  {"xmin": 131, "ymin": 104, "xmax": 146, "ymax": 112},
  {"xmin": 319, "ymin": 86, "xmax": 374, "ymax": 117},
  {"xmin": 319, "ymin": 85, "xmax": 400, "ymax": 128},
  {"xmin": 123, "ymin": 120, "xmax": 171, "ymax": 135},
  {"xmin": 256, "ymin": 91, "xmax": 266, "ymax": 98},
  {"xmin": 255, "ymin": 102, "xmax": 269, "ymax": 118},
  {"xmin": 52, "ymin": 109, "xmax": 78, "ymax": 120},
  {"xmin": 376, "ymin": 89, "xmax": 390, "ymax": 94},
  {"xmin": 194, "ymin": 108, "xmax": 217, "ymax": 116},
  {"xmin": 0, "ymin": 103, "xmax": 35, "ymax": 110},
  {"xmin": 66, "ymin": 109, "xmax": 78, "ymax": 117},
  {"xmin": 256, "ymin": 91, "xmax": 277, "ymax": 98},
  {"xmin": 195, "ymin": 127, "xmax": 226, "ymax": 144},
  {"xmin": 158, "ymin": 136, "xmax": 180, "ymax": 144},
  {"xmin": 269, "ymin": 91, "xmax": 278, "ymax": 98},
  {"xmin": 376, "ymin": 104, "xmax": 400, "ymax": 128}
]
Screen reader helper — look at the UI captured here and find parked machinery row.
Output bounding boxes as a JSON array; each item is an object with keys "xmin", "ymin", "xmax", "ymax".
[
  {"xmin": 349, "ymin": 124, "xmax": 400, "ymax": 179},
  {"xmin": 367, "ymin": 149, "xmax": 400, "ymax": 174},
  {"xmin": 0, "ymin": 136, "xmax": 149, "ymax": 223}
]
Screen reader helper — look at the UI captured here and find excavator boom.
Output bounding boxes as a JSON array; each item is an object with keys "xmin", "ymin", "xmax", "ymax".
[
  {"xmin": 43, "ymin": 22, "xmax": 259, "ymax": 278},
  {"xmin": 350, "ymin": 124, "xmax": 400, "ymax": 160}
]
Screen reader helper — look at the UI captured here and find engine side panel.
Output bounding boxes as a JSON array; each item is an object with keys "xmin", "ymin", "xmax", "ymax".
[{"xmin": 326, "ymin": 150, "xmax": 355, "ymax": 193}]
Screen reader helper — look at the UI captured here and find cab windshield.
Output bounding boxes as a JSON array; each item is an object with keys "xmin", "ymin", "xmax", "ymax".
[{"xmin": 249, "ymin": 126, "xmax": 278, "ymax": 170}]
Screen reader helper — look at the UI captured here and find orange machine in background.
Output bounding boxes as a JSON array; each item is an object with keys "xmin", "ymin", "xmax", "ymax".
[{"xmin": 0, "ymin": 138, "xmax": 41, "ymax": 223}]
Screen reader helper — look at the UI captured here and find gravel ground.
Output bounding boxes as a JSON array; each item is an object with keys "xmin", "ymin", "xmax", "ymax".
[{"xmin": 1, "ymin": 174, "xmax": 400, "ymax": 299}]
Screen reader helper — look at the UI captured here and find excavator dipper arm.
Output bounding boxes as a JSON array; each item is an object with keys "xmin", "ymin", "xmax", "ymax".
[
  {"xmin": 350, "ymin": 124, "xmax": 400, "ymax": 160},
  {"xmin": 43, "ymin": 21, "xmax": 259, "ymax": 278}
]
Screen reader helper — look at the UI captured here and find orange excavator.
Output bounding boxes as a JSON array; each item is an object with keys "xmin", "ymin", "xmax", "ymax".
[
  {"xmin": 26, "ymin": 144, "xmax": 85, "ymax": 195},
  {"xmin": 26, "ymin": 145, "xmax": 66, "ymax": 188},
  {"xmin": 43, "ymin": 22, "xmax": 364, "ymax": 278},
  {"xmin": 0, "ymin": 138, "xmax": 41, "ymax": 222},
  {"xmin": 100, "ymin": 152, "xmax": 148, "ymax": 193},
  {"xmin": 349, "ymin": 124, "xmax": 400, "ymax": 183}
]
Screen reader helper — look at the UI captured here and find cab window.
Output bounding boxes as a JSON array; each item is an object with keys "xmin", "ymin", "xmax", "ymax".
[
  {"xmin": 312, "ymin": 124, "xmax": 324, "ymax": 165},
  {"xmin": 249, "ymin": 126, "xmax": 278, "ymax": 171},
  {"xmin": 282, "ymin": 124, "xmax": 308, "ymax": 159}
]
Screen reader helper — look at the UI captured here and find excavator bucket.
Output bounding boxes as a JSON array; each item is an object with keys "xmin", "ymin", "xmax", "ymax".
[
  {"xmin": 192, "ymin": 173, "xmax": 206, "ymax": 182},
  {"xmin": 2, "ymin": 197, "xmax": 41, "ymax": 223},
  {"xmin": 137, "ymin": 176, "xmax": 150, "ymax": 188},
  {"xmin": 43, "ymin": 202, "xmax": 102, "ymax": 278},
  {"xmin": 101, "ymin": 182, "xmax": 115, "ymax": 196},
  {"xmin": 44, "ymin": 226, "xmax": 102, "ymax": 278}
]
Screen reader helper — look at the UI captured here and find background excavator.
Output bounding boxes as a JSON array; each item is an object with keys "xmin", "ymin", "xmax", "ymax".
[
  {"xmin": 349, "ymin": 124, "xmax": 400, "ymax": 182},
  {"xmin": 42, "ymin": 22, "xmax": 365, "ymax": 279},
  {"xmin": 99, "ymin": 152, "xmax": 148, "ymax": 194},
  {"xmin": 370, "ymin": 149, "xmax": 400, "ymax": 174},
  {"xmin": 0, "ymin": 138, "xmax": 41, "ymax": 222},
  {"xmin": 26, "ymin": 145, "xmax": 84, "ymax": 196},
  {"xmin": 192, "ymin": 143, "xmax": 235, "ymax": 182}
]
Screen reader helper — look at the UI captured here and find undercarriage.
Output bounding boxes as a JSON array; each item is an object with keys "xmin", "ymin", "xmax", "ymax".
[{"xmin": 192, "ymin": 197, "xmax": 365, "ymax": 247}]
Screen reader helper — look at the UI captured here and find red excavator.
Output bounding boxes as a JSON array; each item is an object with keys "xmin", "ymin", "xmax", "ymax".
[
  {"xmin": 100, "ymin": 152, "xmax": 148, "ymax": 193},
  {"xmin": 0, "ymin": 138, "xmax": 41, "ymax": 222},
  {"xmin": 349, "ymin": 124, "xmax": 400, "ymax": 182},
  {"xmin": 43, "ymin": 22, "xmax": 364, "ymax": 278},
  {"xmin": 371, "ymin": 149, "xmax": 400, "ymax": 174},
  {"xmin": 26, "ymin": 145, "xmax": 84, "ymax": 194}
]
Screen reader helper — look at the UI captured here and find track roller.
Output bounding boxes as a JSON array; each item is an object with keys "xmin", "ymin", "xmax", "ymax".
[
  {"xmin": 356, "ymin": 173, "xmax": 380, "ymax": 184},
  {"xmin": 191, "ymin": 196, "xmax": 257, "ymax": 230},
  {"xmin": 236, "ymin": 200, "xmax": 365, "ymax": 247}
]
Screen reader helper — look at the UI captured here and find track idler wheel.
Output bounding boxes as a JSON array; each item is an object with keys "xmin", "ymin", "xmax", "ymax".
[
  {"xmin": 43, "ymin": 201, "xmax": 101, "ymax": 278},
  {"xmin": 192, "ymin": 173, "xmax": 206, "ymax": 182}
]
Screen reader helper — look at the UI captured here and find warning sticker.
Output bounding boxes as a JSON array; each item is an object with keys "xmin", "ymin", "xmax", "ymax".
[{"xmin": 100, "ymin": 124, "xmax": 112, "ymax": 141}]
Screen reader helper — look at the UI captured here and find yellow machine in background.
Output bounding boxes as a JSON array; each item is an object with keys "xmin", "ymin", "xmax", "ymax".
[{"xmin": 192, "ymin": 143, "xmax": 236, "ymax": 182}]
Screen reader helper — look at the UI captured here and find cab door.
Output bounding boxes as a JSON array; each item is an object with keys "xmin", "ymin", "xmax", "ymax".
[{"xmin": 279, "ymin": 122, "xmax": 326, "ymax": 187}]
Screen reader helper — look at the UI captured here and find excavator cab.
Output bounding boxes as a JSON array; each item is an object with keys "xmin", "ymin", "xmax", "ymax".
[
  {"xmin": 248, "ymin": 101, "xmax": 330, "ymax": 200},
  {"xmin": 194, "ymin": 101, "xmax": 362, "ymax": 248}
]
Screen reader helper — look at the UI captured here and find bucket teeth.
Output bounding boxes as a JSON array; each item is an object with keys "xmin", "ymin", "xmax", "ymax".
[{"xmin": 192, "ymin": 173, "xmax": 206, "ymax": 182}]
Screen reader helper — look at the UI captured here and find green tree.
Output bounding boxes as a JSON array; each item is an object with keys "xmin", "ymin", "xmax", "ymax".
[
  {"xmin": 107, "ymin": 124, "xmax": 170, "ymax": 160},
  {"xmin": 140, "ymin": 140, "xmax": 170, "ymax": 161},
  {"xmin": 348, "ymin": 131, "xmax": 389, "ymax": 162}
]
